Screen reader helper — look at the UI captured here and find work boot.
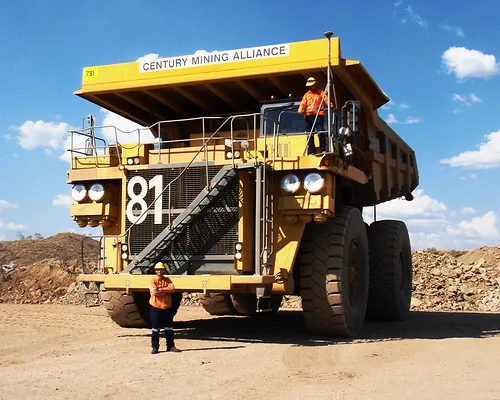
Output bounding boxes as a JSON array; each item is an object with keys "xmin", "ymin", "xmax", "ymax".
[
  {"xmin": 165, "ymin": 329, "xmax": 181, "ymax": 352},
  {"xmin": 151, "ymin": 329, "xmax": 160, "ymax": 354},
  {"xmin": 167, "ymin": 345, "xmax": 181, "ymax": 353}
]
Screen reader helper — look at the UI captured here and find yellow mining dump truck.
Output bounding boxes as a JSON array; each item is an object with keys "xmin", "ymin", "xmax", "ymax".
[{"xmin": 70, "ymin": 33, "xmax": 418, "ymax": 337}]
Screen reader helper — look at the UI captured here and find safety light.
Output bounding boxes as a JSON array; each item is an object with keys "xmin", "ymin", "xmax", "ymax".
[
  {"xmin": 304, "ymin": 173, "xmax": 325, "ymax": 194},
  {"xmin": 233, "ymin": 150, "xmax": 241, "ymax": 158},
  {"xmin": 235, "ymin": 243, "xmax": 243, "ymax": 251},
  {"xmin": 121, "ymin": 244, "xmax": 128, "ymax": 252},
  {"xmin": 121, "ymin": 252, "xmax": 128, "ymax": 260},
  {"xmin": 226, "ymin": 151, "xmax": 233, "ymax": 159},
  {"xmin": 134, "ymin": 157, "xmax": 140, "ymax": 165},
  {"xmin": 235, "ymin": 252, "xmax": 242, "ymax": 260},
  {"xmin": 88, "ymin": 183, "xmax": 105, "ymax": 201},
  {"xmin": 71, "ymin": 184, "xmax": 87, "ymax": 202},
  {"xmin": 127, "ymin": 158, "xmax": 134, "ymax": 165},
  {"xmin": 281, "ymin": 174, "xmax": 300, "ymax": 193}
]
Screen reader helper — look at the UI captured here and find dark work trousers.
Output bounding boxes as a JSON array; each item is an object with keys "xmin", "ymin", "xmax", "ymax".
[
  {"xmin": 305, "ymin": 114, "xmax": 326, "ymax": 154},
  {"xmin": 150, "ymin": 306, "xmax": 175, "ymax": 350}
]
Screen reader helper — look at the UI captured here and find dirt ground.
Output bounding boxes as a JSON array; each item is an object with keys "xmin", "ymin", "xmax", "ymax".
[{"xmin": 0, "ymin": 304, "xmax": 499, "ymax": 400}]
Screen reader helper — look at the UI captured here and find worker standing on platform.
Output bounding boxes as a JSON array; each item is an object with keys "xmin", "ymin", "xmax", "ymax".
[
  {"xmin": 149, "ymin": 262, "xmax": 181, "ymax": 354},
  {"xmin": 298, "ymin": 77, "xmax": 334, "ymax": 155}
]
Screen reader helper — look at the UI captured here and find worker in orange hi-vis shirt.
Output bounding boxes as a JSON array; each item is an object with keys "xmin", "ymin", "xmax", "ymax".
[
  {"xmin": 149, "ymin": 262, "xmax": 181, "ymax": 354},
  {"xmin": 298, "ymin": 77, "xmax": 334, "ymax": 155}
]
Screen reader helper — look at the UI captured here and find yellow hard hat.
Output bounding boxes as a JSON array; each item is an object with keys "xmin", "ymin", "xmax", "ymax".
[
  {"xmin": 154, "ymin": 262, "xmax": 166, "ymax": 270},
  {"xmin": 305, "ymin": 77, "xmax": 316, "ymax": 87}
]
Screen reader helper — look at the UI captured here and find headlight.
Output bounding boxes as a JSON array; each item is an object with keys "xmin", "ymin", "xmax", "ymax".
[
  {"xmin": 121, "ymin": 244, "xmax": 128, "ymax": 252},
  {"xmin": 338, "ymin": 126, "xmax": 351, "ymax": 137},
  {"xmin": 226, "ymin": 151, "xmax": 233, "ymax": 159},
  {"xmin": 304, "ymin": 173, "xmax": 325, "ymax": 194},
  {"xmin": 71, "ymin": 184, "xmax": 87, "ymax": 202},
  {"xmin": 281, "ymin": 174, "xmax": 300, "ymax": 193},
  {"xmin": 88, "ymin": 183, "xmax": 105, "ymax": 201}
]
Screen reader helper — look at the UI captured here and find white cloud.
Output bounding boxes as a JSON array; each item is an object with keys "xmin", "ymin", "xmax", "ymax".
[
  {"xmin": 455, "ymin": 212, "xmax": 500, "ymax": 239},
  {"xmin": 452, "ymin": 93, "xmax": 482, "ymax": 106},
  {"xmin": 364, "ymin": 189, "xmax": 447, "ymax": 221},
  {"xmin": 100, "ymin": 109, "xmax": 155, "ymax": 144},
  {"xmin": 460, "ymin": 172, "xmax": 478, "ymax": 180},
  {"xmin": 394, "ymin": 3, "xmax": 428, "ymax": 28},
  {"xmin": 15, "ymin": 120, "xmax": 71, "ymax": 150},
  {"xmin": 451, "ymin": 93, "xmax": 482, "ymax": 114},
  {"xmin": 52, "ymin": 194, "xmax": 72, "ymax": 208},
  {"xmin": 405, "ymin": 116, "xmax": 420, "ymax": 124},
  {"xmin": 470, "ymin": 93, "xmax": 482, "ymax": 103},
  {"xmin": 363, "ymin": 190, "xmax": 500, "ymax": 249},
  {"xmin": 442, "ymin": 47, "xmax": 500, "ymax": 79},
  {"xmin": 440, "ymin": 130, "xmax": 500, "ymax": 169},
  {"xmin": 136, "ymin": 53, "xmax": 160, "ymax": 63},
  {"xmin": 0, "ymin": 219, "xmax": 25, "ymax": 230},
  {"xmin": 0, "ymin": 200, "xmax": 18, "ymax": 211},
  {"xmin": 385, "ymin": 113, "xmax": 421, "ymax": 124},
  {"xmin": 386, "ymin": 113, "xmax": 398, "ymax": 124},
  {"xmin": 440, "ymin": 24, "xmax": 465, "ymax": 37},
  {"xmin": 399, "ymin": 102, "xmax": 410, "ymax": 109},
  {"xmin": 461, "ymin": 207, "xmax": 476, "ymax": 215}
]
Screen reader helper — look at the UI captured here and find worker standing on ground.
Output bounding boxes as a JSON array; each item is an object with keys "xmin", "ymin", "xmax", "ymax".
[
  {"xmin": 298, "ymin": 77, "xmax": 334, "ymax": 155},
  {"xmin": 149, "ymin": 262, "xmax": 181, "ymax": 354}
]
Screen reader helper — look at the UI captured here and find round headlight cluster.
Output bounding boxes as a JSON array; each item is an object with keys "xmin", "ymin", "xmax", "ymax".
[
  {"xmin": 127, "ymin": 157, "xmax": 140, "ymax": 165},
  {"xmin": 89, "ymin": 183, "xmax": 105, "ymax": 201},
  {"xmin": 71, "ymin": 184, "xmax": 87, "ymax": 202},
  {"xmin": 71, "ymin": 183, "xmax": 106, "ymax": 202},
  {"xmin": 281, "ymin": 173, "xmax": 325, "ymax": 194},
  {"xmin": 304, "ymin": 173, "xmax": 325, "ymax": 194},
  {"xmin": 281, "ymin": 174, "xmax": 300, "ymax": 193}
]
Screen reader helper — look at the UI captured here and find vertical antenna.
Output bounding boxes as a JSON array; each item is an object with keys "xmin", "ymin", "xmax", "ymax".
[{"xmin": 324, "ymin": 31, "xmax": 333, "ymax": 151}]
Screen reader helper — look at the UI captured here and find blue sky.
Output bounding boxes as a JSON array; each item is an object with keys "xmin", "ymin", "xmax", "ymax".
[{"xmin": 1, "ymin": 0, "xmax": 499, "ymax": 249}]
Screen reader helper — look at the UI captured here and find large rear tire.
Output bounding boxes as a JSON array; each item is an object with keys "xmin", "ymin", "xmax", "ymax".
[
  {"xmin": 367, "ymin": 220, "xmax": 412, "ymax": 321},
  {"xmin": 100, "ymin": 290, "xmax": 150, "ymax": 328},
  {"xmin": 297, "ymin": 206, "xmax": 369, "ymax": 337},
  {"xmin": 200, "ymin": 293, "xmax": 237, "ymax": 315}
]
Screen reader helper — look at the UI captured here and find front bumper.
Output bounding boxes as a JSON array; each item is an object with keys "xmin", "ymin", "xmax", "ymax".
[{"xmin": 77, "ymin": 273, "xmax": 276, "ymax": 293}]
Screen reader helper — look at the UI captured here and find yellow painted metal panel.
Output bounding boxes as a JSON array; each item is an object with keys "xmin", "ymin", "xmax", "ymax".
[
  {"xmin": 77, "ymin": 273, "xmax": 275, "ymax": 291},
  {"xmin": 76, "ymin": 38, "xmax": 340, "ymax": 94}
]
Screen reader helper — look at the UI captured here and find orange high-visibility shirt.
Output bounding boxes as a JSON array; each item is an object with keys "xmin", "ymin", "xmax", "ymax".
[
  {"xmin": 149, "ymin": 276, "xmax": 173, "ymax": 309},
  {"xmin": 298, "ymin": 90, "xmax": 334, "ymax": 116}
]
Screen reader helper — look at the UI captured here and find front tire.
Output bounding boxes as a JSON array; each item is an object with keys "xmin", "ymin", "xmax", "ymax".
[
  {"xmin": 297, "ymin": 206, "xmax": 369, "ymax": 337},
  {"xmin": 100, "ymin": 290, "xmax": 150, "ymax": 328},
  {"xmin": 367, "ymin": 220, "xmax": 412, "ymax": 321}
]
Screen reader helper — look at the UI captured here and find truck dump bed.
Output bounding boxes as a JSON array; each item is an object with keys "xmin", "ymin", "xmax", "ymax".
[{"xmin": 75, "ymin": 38, "xmax": 388, "ymax": 126}]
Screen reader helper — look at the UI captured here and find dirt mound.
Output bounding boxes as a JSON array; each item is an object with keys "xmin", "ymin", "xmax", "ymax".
[
  {"xmin": 0, "ymin": 233, "xmax": 99, "ymax": 305},
  {"xmin": 0, "ymin": 232, "xmax": 99, "ymax": 267}
]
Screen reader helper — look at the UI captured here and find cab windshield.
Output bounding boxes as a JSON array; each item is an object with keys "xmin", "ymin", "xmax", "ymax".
[{"xmin": 261, "ymin": 102, "xmax": 307, "ymax": 137}]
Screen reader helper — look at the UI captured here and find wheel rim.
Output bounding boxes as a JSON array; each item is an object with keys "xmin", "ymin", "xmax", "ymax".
[{"xmin": 348, "ymin": 239, "xmax": 361, "ymax": 306}]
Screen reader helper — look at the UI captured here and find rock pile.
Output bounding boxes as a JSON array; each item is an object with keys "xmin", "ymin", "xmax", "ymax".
[{"xmin": 411, "ymin": 248, "xmax": 500, "ymax": 312}]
